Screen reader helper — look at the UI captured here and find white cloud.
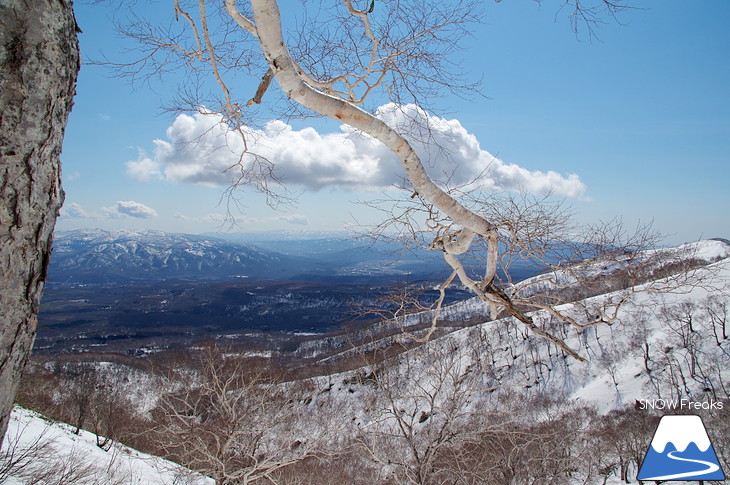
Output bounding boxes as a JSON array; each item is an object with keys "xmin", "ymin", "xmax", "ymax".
[
  {"xmin": 104, "ymin": 200, "xmax": 158, "ymax": 219},
  {"xmin": 126, "ymin": 150, "xmax": 162, "ymax": 182},
  {"xmin": 174, "ymin": 213, "xmax": 228, "ymax": 224},
  {"xmin": 128, "ymin": 104, "xmax": 586, "ymax": 198},
  {"xmin": 275, "ymin": 214, "xmax": 309, "ymax": 225},
  {"xmin": 61, "ymin": 201, "xmax": 159, "ymax": 220},
  {"xmin": 174, "ymin": 212, "xmax": 309, "ymax": 226},
  {"xmin": 65, "ymin": 171, "xmax": 81, "ymax": 183},
  {"xmin": 60, "ymin": 202, "xmax": 97, "ymax": 219}
]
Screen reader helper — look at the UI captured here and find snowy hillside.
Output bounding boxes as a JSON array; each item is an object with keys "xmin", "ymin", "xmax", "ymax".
[
  {"xmin": 282, "ymin": 240, "xmax": 730, "ymax": 482},
  {"xmin": 315, "ymin": 240, "xmax": 730, "ymax": 411},
  {"xmin": 1, "ymin": 407, "xmax": 213, "ymax": 485},
  {"xmin": 9, "ymin": 240, "xmax": 729, "ymax": 484}
]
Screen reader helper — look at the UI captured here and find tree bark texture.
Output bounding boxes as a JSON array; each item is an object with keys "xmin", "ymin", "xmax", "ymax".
[{"xmin": 0, "ymin": 0, "xmax": 79, "ymax": 443}]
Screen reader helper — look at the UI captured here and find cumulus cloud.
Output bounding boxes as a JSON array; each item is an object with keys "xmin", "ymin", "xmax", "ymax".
[
  {"xmin": 104, "ymin": 200, "xmax": 158, "ymax": 219},
  {"xmin": 60, "ymin": 202, "xmax": 97, "ymax": 219},
  {"xmin": 126, "ymin": 150, "xmax": 162, "ymax": 182},
  {"xmin": 60, "ymin": 201, "xmax": 159, "ymax": 220},
  {"xmin": 127, "ymin": 104, "xmax": 586, "ymax": 198}
]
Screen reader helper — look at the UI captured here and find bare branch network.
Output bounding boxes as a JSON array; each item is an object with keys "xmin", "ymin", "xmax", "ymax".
[{"xmin": 112, "ymin": 0, "xmax": 683, "ymax": 361}]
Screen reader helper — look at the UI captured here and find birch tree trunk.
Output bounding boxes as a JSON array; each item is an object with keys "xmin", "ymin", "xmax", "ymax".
[{"xmin": 0, "ymin": 0, "xmax": 79, "ymax": 443}]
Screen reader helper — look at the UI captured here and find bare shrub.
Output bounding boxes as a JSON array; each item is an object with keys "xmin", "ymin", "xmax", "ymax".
[{"xmin": 148, "ymin": 344, "xmax": 313, "ymax": 485}]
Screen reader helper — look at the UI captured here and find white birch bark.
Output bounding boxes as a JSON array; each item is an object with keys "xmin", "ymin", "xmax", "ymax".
[
  {"xmin": 239, "ymin": 0, "xmax": 595, "ymax": 359},
  {"xmin": 249, "ymin": 0, "xmax": 495, "ymax": 240}
]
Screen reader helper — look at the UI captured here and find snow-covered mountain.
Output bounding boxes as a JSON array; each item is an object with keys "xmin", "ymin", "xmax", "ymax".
[
  {"xmin": 315, "ymin": 240, "xmax": 730, "ymax": 411},
  {"xmin": 48, "ymin": 229, "xmax": 467, "ymax": 284},
  {"xmin": 10, "ymin": 239, "xmax": 729, "ymax": 484},
  {"xmin": 270, "ymin": 240, "xmax": 729, "ymax": 483},
  {"xmin": 49, "ymin": 229, "xmax": 323, "ymax": 283}
]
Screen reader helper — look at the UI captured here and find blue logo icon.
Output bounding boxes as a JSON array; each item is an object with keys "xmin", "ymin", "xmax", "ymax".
[{"xmin": 637, "ymin": 415, "xmax": 725, "ymax": 481}]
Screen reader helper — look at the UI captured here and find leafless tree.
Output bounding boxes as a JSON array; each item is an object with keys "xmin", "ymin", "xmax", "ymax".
[
  {"xmin": 359, "ymin": 190, "xmax": 677, "ymax": 359},
  {"xmin": 15, "ymin": 359, "xmax": 145, "ymax": 452},
  {"xmin": 706, "ymin": 295, "xmax": 729, "ymax": 346},
  {"xmin": 56, "ymin": 363, "xmax": 98, "ymax": 436},
  {"xmin": 653, "ymin": 298, "xmax": 730, "ymax": 401},
  {"xmin": 590, "ymin": 407, "xmax": 659, "ymax": 483},
  {"xmin": 441, "ymin": 399, "xmax": 596, "ymax": 485},
  {"xmin": 352, "ymin": 336, "xmax": 497, "ymax": 484},
  {"xmin": 0, "ymin": 418, "xmax": 56, "ymax": 482},
  {"xmin": 106, "ymin": 0, "xmax": 686, "ymax": 362},
  {"xmin": 149, "ymin": 345, "xmax": 313, "ymax": 485},
  {"xmin": 346, "ymin": 329, "xmax": 612, "ymax": 485}
]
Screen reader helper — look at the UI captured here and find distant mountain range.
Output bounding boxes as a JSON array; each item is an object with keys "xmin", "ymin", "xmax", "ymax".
[
  {"xmin": 19, "ymin": 240, "xmax": 730, "ymax": 485},
  {"xmin": 48, "ymin": 229, "xmax": 457, "ymax": 285},
  {"xmin": 48, "ymin": 229, "xmax": 322, "ymax": 284},
  {"xmin": 40, "ymin": 229, "xmax": 470, "ymax": 352}
]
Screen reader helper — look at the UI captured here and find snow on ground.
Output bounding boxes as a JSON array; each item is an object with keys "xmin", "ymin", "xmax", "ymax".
[
  {"xmin": 314, "ymin": 246, "xmax": 730, "ymax": 420},
  {"xmin": 1, "ymin": 407, "xmax": 213, "ymax": 485},
  {"xmin": 656, "ymin": 238, "xmax": 730, "ymax": 262},
  {"xmin": 563, "ymin": 257, "xmax": 730, "ymax": 411},
  {"xmin": 3, "ymin": 240, "xmax": 727, "ymax": 484},
  {"xmin": 295, "ymin": 248, "xmax": 729, "ymax": 483}
]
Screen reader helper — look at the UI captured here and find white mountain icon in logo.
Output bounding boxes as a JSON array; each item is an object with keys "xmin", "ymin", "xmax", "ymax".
[{"xmin": 637, "ymin": 415, "xmax": 725, "ymax": 481}]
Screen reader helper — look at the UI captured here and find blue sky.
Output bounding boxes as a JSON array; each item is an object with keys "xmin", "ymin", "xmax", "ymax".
[{"xmin": 58, "ymin": 1, "xmax": 730, "ymax": 244}]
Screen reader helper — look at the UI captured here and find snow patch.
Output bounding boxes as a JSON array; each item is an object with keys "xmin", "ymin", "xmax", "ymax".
[{"xmin": 2, "ymin": 407, "xmax": 213, "ymax": 485}]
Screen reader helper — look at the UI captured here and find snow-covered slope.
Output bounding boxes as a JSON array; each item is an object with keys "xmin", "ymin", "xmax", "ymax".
[
  {"xmin": 307, "ymin": 240, "xmax": 730, "ymax": 415},
  {"xmin": 267, "ymin": 242, "xmax": 728, "ymax": 483},
  {"xmin": 7, "ymin": 240, "xmax": 727, "ymax": 484},
  {"xmin": 1, "ymin": 407, "xmax": 213, "ymax": 485}
]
